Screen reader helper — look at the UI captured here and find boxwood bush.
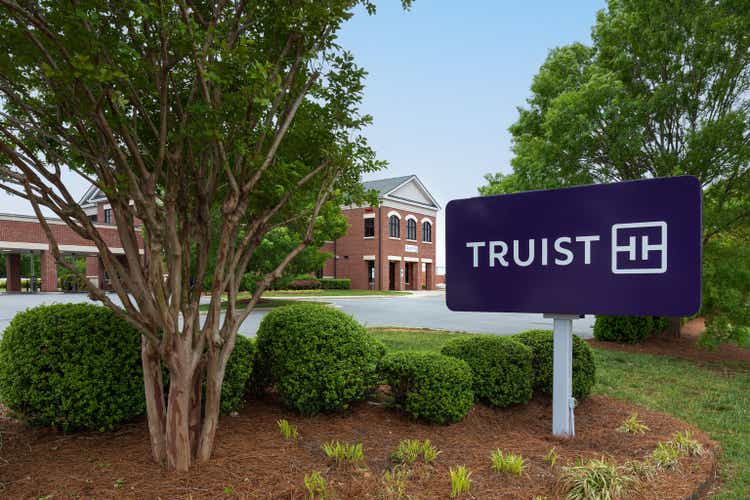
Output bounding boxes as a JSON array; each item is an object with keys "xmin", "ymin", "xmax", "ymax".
[
  {"xmin": 379, "ymin": 352, "xmax": 474, "ymax": 424},
  {"xmin": 0, "ymin": 303, "xmax": 145, "ymax": 432},
  {"xmin": 440, "ymin": 336, "xmax": 533, "ymax": 408},
  {"xmin": 513, "ymin": 329, "xmax": 596, "ymax": 400},
  {"xmin": 254, "ymin": 303, "xmax": 384, "ymax": 415},
  {"xmin": 592, "ymin": 315, "xmax": 670, "ymax": 344},
  {"xmin": 219, "ymin": 335, "xmax": 256, "ymax": 415}
]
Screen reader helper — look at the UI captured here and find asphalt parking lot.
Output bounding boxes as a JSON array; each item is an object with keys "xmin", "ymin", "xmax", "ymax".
[{"xmin": 0, "ymin": 291, "xmax": 595, "ymax": 338}]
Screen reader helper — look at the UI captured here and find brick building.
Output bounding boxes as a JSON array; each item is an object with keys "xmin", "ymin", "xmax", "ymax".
[
  {"xmin": 1, "ymin": 186, "xmax": 142, "ymax": 292},
  {"xmin": 321, "ymin": 175, "xmax": 440, "ymax": 290}
]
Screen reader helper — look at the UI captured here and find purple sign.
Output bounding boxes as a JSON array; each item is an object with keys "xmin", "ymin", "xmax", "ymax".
[{"xmin": 446, "ymin": 176, "xmax": 702, "ymax": 316}]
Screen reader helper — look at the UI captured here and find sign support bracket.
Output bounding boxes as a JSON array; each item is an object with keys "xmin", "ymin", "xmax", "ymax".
[{"xmin": 543, "ymin": 313, "xmax": 582, "ymax": 438}]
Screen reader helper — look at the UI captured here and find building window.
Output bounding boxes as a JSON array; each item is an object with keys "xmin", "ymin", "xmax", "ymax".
[
  {"xmin": 406, "ymin": 219, "xmax": 417, "ymax": 240},
  {"xmin": 367, "ymin": 260, "xmax": 375, "ymax": 289},
  {"xmin": 88, "ymin": 214, "xmax": 98, "ymax": 223},
  {"xmin": 103, "ymin": 208, "xmax": 113, "ymax": 224},
  {"xmin": 364, "ymin": 217, "xmax": 375, "ymax": 238},
  {"xmin": 422, "ymin": 221, "xmax": 432, "ymax": 242},
  {"xmin": 389, "ymin": 215, "xmax": 400, "ymax": 238}
]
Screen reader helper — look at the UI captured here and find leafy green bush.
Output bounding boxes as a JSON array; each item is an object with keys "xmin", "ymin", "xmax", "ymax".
[
  {"xmin": 379, "ymin": 351, "xmax": 474, "ymax": 424},
  {"xmin": 592, "ymin": 316, "xmax": 669, "ymax": 344},
  {"xmin": 320, "ymin": 278, "xmax": 351, "ymax": 289},
  {"xmin": 287, "ymin": 274, "xmax": 322, "ymax": 290},
  {"xmin": 514, "ymin": 329, "xmax": 596, "ymax": 400},
  {"xmin": 254, "ymin": 303, "xmax": 384, "ymax": 415},
  {"xmin": 219, "ymin": 335, "xmax": 255, "ymax": 415},
  {"xmin": 440, "ymin": 336, "xmax": 533, "ymax": 408},
  {"xmin": 0, "ymin": 304, "xmax": 145, "ymax": 432}
]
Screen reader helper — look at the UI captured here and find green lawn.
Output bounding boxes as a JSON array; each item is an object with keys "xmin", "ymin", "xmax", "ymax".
[
  {"xmin": 264, "ymin": 289, "xmax": 411, "ymax": 296},
  {"xmin": 198, "ymin": 298, "xmax": 313, "ymax": 312},
  {"xmin": 369, "ymin": 328, "xmax": 750, "ymax": 499}
]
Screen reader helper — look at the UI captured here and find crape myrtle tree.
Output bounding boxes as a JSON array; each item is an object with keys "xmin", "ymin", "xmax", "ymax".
[
  {"xmin": 0, "ymin": 0, "xmax": 411, "ymax": 470},
  {"xmin": 480, "ymin": 0, "xmax": 750, "ymax": 345}
]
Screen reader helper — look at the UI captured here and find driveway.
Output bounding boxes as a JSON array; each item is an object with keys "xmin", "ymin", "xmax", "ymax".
[{"xmin": 0, "ymin": 291, "xmax": 595, "ymax": 338}]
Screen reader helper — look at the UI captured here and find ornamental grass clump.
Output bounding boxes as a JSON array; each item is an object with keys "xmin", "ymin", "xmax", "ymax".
[
  {"xmin": 558, "ymin": 458, "xmax": 633, "ymax": 500},
  {"xmin": 277, "ymin": 419, "xmax": 299, "ymax": 441},
  {"xmin": 391, "ymin": 439, "xmax": 441, "ymax": 465},
  {"xmin": 303, "ymin": 471, "xmax": 328, "ymax": 499},
  {"xmin": 449, "ymin": 465, "xmax": 472, "ymax": 498},
  {"xmin": 321, "ymin": 441, "xmax": 364, "ymax": 466},
  {"xmin": 490, "ymin": 449, "xmax": 525, "ymax": 475},
  {"xmin": 616, "ymin": 413, "xmax": 650, "ymax": 435}
]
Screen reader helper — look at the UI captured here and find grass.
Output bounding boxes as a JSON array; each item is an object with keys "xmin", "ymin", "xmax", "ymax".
[
  {"xmin": 390, "ymin": 439, "xmax": 441, "ymax": 465},
  {"xmin": 558, "ymin": 458, "xmax": 632, "ymax": 500},
  {"xmin": 616, "ymin": 413, "xmax": 650, "ymax": 435},
  {"xmin": 198, "ymin": 297, "xmax": 313, "ymax": 312},
  {"xmin": 448, "ymin": 465, "xmax": 472, "ymax": 497},
  {"xmin": 277, "ymin": 419, "xmax": 299, "ymax": 441},
  {"xmin": 303, "ymin": 471, "xmax": 328, "ymax": 499},
  {"xmin": 369, "ymin": 327, "xmax": 750, "ymax": 499},
  {"xmin": 264, "ymin": 289, "xmax": 411, "ymax": 296}
]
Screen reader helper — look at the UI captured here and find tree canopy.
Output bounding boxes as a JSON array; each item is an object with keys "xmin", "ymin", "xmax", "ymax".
[
  {"xmin": 0, "ymin": 0, "xmax": 410, "ymax": 470},
  {"xmin": 480, "ymin": 0, "xmax": 750, "ymax": 346}
]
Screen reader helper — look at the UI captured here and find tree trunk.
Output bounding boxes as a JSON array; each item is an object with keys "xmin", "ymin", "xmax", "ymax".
[
  {"xmin": 141, "ymin": 338, "xmax": 167, "ymax": 465},
  {"xmin": 196, "ymin": 348, "xmax": 231, "ymax": 463},
  {"xmin": 189, "ymin": 364, "xmax": 204, "ymax": 457},
  {"xmin": 668, "ymin": 317, "xmax": 682, "ymax": 338}
]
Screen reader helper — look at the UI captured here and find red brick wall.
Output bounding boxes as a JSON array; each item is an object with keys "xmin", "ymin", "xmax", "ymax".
[
  {"xmin": 322, "ymin": 205, "xmax": 437, "ymax": 291},
  {"xmin": 0, "ymin": 218, "xmax": 134, "ymax": 248}
]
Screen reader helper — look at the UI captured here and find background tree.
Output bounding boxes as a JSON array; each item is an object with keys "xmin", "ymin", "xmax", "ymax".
[
  {"xmin": 0, "ymin": 0, "xmax": 410, "ymax": 470},
  {"xmin": 481, "ymin": 0, "xmax": 750, "ymax": 345}
]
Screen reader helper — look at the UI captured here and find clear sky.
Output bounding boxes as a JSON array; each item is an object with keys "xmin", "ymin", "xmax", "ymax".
[
  {"xmin": 338, "ymin": 0, "xmax": 606, "ymax": 269},
  {"xmin": 0, "ymin": 0, "xmax": 606, "ymax": 269}
]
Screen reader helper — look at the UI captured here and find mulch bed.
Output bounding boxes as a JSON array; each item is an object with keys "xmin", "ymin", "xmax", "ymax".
[
  {"xmin": 0, "ymin": 393, "xmax": 717, "ymax": 498},
  {"xmin": 588, "ymin": 318, "xmax": 750, "ymax": 365}
]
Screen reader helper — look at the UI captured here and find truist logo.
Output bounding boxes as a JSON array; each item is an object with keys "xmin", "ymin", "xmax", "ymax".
[{"xmin": 465, "ymin": 221, "xmax": 668, "ymax": 275}]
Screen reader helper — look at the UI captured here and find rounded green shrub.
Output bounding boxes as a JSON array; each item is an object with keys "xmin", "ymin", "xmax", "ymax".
[
  {"xmin": 219, "ymin": 335, "xmax": 256, "ymax": 415},
  {"xmin": 513, "ymin": 329, "xmax": 596, "ymax": 400},
  {"xmin": 254, "ymin": 303, "xmax": 384, "ymax": 415},
  {"xmin": 593, "ymin": 316, "xmax": 669, "ymax": 344},
  {"xmin": 440, "ymin": 336, "xmax": 533, "ymax": 408},
  {"xmin": 379, "ymin": 352, "xmax": 474, "ymax": 424},
  {"xmin": 0, "ymin": 303, "xmax": 145, "ymax": 432}
]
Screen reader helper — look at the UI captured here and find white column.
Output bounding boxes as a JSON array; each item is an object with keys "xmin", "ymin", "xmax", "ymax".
[{"xmin": 545, "ymin": 314, "xmax": 578, "ymax": 437}]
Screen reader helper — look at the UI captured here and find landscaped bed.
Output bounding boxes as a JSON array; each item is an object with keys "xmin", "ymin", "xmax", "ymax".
[{"xmin": 0, "ymin": 392, "xmax": 716, "ymax": 498}]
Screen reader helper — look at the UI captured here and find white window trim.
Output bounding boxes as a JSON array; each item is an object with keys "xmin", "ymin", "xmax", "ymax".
[
  {"xmin": 405, "ymin": 214, "xmax": 417, "ymax": 222},
  {"xmin": 387, "ymin": 210, "xmax": 401, "ymax": 219},
  {"xmin": 363, "ymin": 213, "xmax": 376, "ymax": 219},
  {"xmin": 387, "ymin": 255, "xmax": 402, "ymax": 261},
  {"xmin": 362, "ymin": 255, "xmax": 376, "ymax": 261},
  {"xmin": 405, "ymin": 238, "xmax": 418, "ymax": 242},
  {"xmin": 404, "ymin": 257, "xmax": 419, "ymax": 262},
  {"xmin": 421, "ymin": 258, "xmax": 433, "ymax": 263},
  {"xmin": 389, "ymin": 236, "xmax": 401, "ymax": 240},
  {"xmin": 364, "ymin": 236, "xmax": 375, "ymax": 240},
  {"xmin": 420, "ymin": 217, "xmax": 432, "ymax": 225}
]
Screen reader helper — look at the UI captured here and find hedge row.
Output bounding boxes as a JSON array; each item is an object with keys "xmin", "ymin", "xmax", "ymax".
[{"xmin": 593, "ymin": 315, "xmax": 670, "ymax": 344}]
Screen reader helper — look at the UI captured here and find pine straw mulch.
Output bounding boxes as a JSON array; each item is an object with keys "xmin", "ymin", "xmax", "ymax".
[
  {"xmin": 0, "ymin": 393, "xmax": 717, "ymax": 499},
  {"xmin": 588, "ymin": 318, "xmax": 750, "ymax": 365}
]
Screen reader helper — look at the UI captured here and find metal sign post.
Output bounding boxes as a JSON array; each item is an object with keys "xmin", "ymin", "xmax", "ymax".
[{"xmin": 544, "ymin": 314, "xmax": 580, "ymax": 437}]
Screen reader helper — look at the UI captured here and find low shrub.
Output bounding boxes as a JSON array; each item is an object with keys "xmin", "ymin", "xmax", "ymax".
[
  {"xmin": 592, "ymin": 315, "xmax": 670, "ymax": 344},
  {"xmin": 379, "ymin": 352, "xmax": 474, "ymax": 424},
  {"xmin": 0, "ymin": 304, "xmax": 145, "ymax": 432},
  {"xmin": 513, "ymin": 329, "xmax": 596, "ymax": 400},
  {"xmin": 288, "ymin": 274, "xmax": 322, "ymax": 290},
  {"xmin": 220, "ymin": 335, "xmax": 255, "ymax": 415},
  {"xmin": 441, "ymin": 336, "xmax": 533, "ymax": 407},
  {"xmin": 320, "ymin": 278, "xmax": 351, "ymax": 289},
  {"xmin": 254, "ymin": 303, "xmax": 384, "ymax": 415}
]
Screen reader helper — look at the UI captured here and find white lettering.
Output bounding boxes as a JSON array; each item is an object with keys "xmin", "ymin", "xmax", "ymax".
[
  {"xmin": 513, "ymin": 239, "xmax": 535, "ymax": 267},
  {"xmin": 554, "ymin": 237, "xmax": 573, "ymax": 265},
  {"xmin": 575, "ymin": 235, "xmax": 600, "ymax": 264},
  {"xmin": 466, "ymin": 241, "xmax": 485, "ymax": 268},
  {"xmin": 541, "ymin": 238, "xmax": 548, "ymax": 266},
  {"xmin": 489, "ymin": 240, "xmax": 509, "ymax": 267}
]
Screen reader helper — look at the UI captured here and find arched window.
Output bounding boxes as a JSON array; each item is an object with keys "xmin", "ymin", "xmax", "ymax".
[
  {"xmin": 422, "ymin": 221, "xmax": 432, "ymax": 242},
  {"xmin": 389, "ymin": 215, "xmax": 400, "ymax": 238},
  {"xmin": 406, "ymin": 219, "xmax": 417, "ymax": 240}
]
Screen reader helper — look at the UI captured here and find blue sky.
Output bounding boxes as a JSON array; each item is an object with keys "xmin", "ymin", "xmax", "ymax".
[
  {"xmin": 338, "ymin": 0, "xmax": 606, "ymax": 267},
  {"xmin": 0, "ymin": 0, "xmax": 605, "ymax": 268}
]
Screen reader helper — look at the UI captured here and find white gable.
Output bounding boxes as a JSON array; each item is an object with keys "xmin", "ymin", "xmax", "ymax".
[{"xmin": 389, "ymin": 179, "xmax": 435, "ymax": 207}]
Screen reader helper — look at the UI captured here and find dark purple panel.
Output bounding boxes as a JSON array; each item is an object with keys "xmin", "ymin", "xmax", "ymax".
[{"xmin": 446, "ymin": 176, "xmax": 702, "ymax": 316}]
